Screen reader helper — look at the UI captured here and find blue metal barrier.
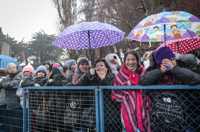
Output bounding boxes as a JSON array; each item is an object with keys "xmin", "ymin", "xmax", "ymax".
[
  {"xmin": 99, "ymin": 85, "xmax": 200, "ymax": 132},
  {"xmin": 23, "ymin": 86, "xmax": 99, "ymax": 132},
  {"xmin": 3, "ymin": 85, "xmax": 199, "ymax": 132}
]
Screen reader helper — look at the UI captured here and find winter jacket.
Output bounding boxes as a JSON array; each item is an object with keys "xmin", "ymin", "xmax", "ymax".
[
  {"xmin": 62, "ymin": 71, "xmax": 77, "ymax": 86},
  {"xmin": 1, "ymin": 67, "xmax": 23, "ymax": 109},
  {"xmin": 0, "ymin": 76, "xmax": 6, "ymax": 105},
  {"xmin": 139, "ymin": 54, "xmax": 200, "ymax": 85},
  {"xmin": 45, "ymin": 68, "xmax": 67, "ymax": 86},
  {"xmin": 28, "ymin": 76, "xmax": 48, "ymax": 110},
  {"xmin": 66, "ymin": 69, "xmax": 115, "ymax": 127},
  {"xmin": 66, "ymin": 70, "xmax": 74, "ymax": 78},
  {"xmin": 49, "ymin": 62, "xmax": 63, "ymax": 72},
  {"xmin": 77, "ymin": 69, "xmax": 115, "ymax": 86},
  {"xmin": 139, "ymin": 53, "xmax": 200, "ymax": 127}
]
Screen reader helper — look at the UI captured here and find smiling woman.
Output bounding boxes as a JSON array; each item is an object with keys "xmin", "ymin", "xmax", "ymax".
[{"xmin": 111, "ymin": 50, "xmax": 151, "ymax": 132}]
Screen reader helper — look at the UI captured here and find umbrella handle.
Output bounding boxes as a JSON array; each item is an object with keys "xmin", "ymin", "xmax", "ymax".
[{"xmin": 166, "ymin": 65, "xmax": 171, "ymax": 71}]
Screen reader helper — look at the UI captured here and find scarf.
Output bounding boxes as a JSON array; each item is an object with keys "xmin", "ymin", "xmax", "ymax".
[
  {"xmin": 111, "ymin": 63, "xmax": 151, "ymax": 132},
  {"xmin": 22, "ymin": 73, "xmax": 35, "ymax": 81}
]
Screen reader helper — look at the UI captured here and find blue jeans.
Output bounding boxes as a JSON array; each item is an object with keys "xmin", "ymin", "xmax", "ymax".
[
  {"xmin": 73, "ymin": 128, "xmax": 87, "ymax": 132},
  {"xmin": 0, "ymin": 105, "xmax": 8, "ymax": 132}
]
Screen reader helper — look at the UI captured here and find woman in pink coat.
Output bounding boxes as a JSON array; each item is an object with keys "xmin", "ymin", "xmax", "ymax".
[{"xmin": 111, "ymin": 50, "xmax": 151, "ymax": 132}]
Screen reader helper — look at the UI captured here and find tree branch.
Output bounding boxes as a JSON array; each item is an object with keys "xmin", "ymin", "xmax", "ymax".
[
  {"xmin": 140, "ymin": 0, "xmax": 148, "ymax": 16},
  {"xmin": 97, "ymin": 10, "xmax": 133, "ymax": 29},
  {"xmin": 119, "ymin": 0, "xmax": 135, "ymax": 12},
  {"xmin": 55, "ymin": 0, "xmax": 64, "ymax": 24}
]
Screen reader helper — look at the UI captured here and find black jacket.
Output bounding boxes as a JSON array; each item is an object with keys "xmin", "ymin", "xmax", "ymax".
[
  {"xmin": 139, "ymin": 54, "xmax": 200, "ymax": 124},
  {"xmin": 77, "ymin": 69, "xmax": 115, "ymax": 86},
  {"xmin": 139, "ymin": 54, "xmax": 200, "ymax": 85},
  {"xmin": 66, "ymin": 69, "xmax": 115, "ymax": 127},
  {"xmin": 45, "ymin": 68, "xmax": 67, "ymax": 86},
  {"xmin": 28, "ymin": 76, "xmax": 48, "ymax": 110}
]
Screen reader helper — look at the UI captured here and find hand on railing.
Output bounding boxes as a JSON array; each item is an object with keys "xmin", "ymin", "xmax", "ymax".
[{"xmin": 34, "ymin": 83, "xmax": 40, "ymax": 87}]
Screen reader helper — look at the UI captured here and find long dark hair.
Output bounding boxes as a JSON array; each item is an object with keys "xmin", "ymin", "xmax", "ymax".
[{"xmin": 124, "ymin": 50, "xmax": 141, "ymax": 74}]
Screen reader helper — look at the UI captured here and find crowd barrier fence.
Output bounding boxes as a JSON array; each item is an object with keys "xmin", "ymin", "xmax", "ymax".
[{"xmin": 0, "ymin": 85, "xmax": 199, "ymax": 132}]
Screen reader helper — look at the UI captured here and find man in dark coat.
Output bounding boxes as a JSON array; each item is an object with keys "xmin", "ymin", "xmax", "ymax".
[
  {"xmin": 139, "ymin": 47, "xmax": 200, "ymax": 85},
  {"xmin": 0, "ymin": 63, "xmax": 23, "ymax": 132},
  {"xmin": 139, "ymin": 47, "xmax": 200, "ymax": 132}
]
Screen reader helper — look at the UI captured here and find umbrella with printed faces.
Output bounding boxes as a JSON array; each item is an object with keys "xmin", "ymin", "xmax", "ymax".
[
  {"xmin": 0, "ymin": 55, "xmax": 19, "ymax": 69},
  {"xmin": 53, "ymin": 21, "xmax": 125, "ymax": 60},
  {"xmin": 157, "ymin": 36, "xmax": 200, "ymax": 54},
  {"xmin": 127, "ymin": 11, "xmax": 200, "ymax": 42},
  {"xmin": 127, "ymin": 10, "xmax": 200, "ymax": 71}
]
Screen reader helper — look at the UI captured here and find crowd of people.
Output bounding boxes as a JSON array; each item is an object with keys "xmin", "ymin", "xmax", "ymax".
[{"xmin": 0, "ymin": 46, "xmax": 200, "ymax": 132}]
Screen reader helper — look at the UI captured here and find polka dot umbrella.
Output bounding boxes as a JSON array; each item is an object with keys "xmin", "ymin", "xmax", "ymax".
[
  {"xmin": 52, "ymin": 21, "xmax": 125, "ymax": 60},
  {"xmin": 156, "ymin": 36, "xmax": 200, "ymax": 54}
]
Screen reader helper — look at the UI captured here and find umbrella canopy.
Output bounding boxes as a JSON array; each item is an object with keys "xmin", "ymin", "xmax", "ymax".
[
  {"xmin": 53, "ymin": 21, "xmax": 125, "ymax": 50},
  {"xmin": 157, "ymin": 36, "xmax": 200, "ymax": 54},
  {"xmin": 127, "ymin": 11, "xmax": 200, "ymax": 42},
  {"xmin": 0, "ymin": 55, "xmax": 19, "ymax": 69}
]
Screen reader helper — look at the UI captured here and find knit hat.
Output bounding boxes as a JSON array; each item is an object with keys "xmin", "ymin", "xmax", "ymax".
[
  {"xmin": 0, "ymin": 68, "xmax": 7, "ymax": 76},
  {"xmin": 154, "ymin": 47, "xmax": 175, "ymax": 64},
  {"xmin": 77, "ymin": 57, "xmax": 89, "ymax": 67},
  {"xmin": 67, "ymin": 59, "xmax": 76, "ymax": 69},
  {"xmin": 36, "ymin": 65, "xmax": 47, "ymax": 76},
  {"xmin": 52, "ymin": 63, "xmax": 60, "ymax": 69},
  {"xmin": 22, "ymin": 64, "xmax": 34, "ymax": 73}
]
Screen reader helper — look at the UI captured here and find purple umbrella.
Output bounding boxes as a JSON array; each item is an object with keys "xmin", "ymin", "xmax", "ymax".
[{"xmin": 53, "ymin": 21, "xmax": 125, "ymax": 59}]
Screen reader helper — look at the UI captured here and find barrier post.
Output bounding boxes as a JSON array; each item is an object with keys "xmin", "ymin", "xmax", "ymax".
[
  {"xmin": 99, "ymin": 88, "xmax": 105, "ymax": 132},
  {"xmin": 23, "ymin": 88, "xmax": 26, "ymax": 132},
  {"xmin": 95, "ymin": 86, "xmax": 100, "ymax": 132}
]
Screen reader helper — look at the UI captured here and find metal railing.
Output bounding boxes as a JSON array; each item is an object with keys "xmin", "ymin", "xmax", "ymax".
[
  {"xmin": 99, "ymin": 85, "xmax": 200, "ymax": 132},
  {"xmin": 1, "ymin": 85, "xmax": 199, "ymax": 132}
]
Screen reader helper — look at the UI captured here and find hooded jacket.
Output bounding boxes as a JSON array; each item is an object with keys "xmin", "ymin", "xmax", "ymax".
[
  {"xmin": 139, "ymin": 54, "xmax": 200, "ymax": 85},
  {"xmin": 1, "ymin": 67, "xmax": 23, "ymax": 109},
  {"xmin": 49, "ymin": 62, "xmax": 63, "ymax": 72},
  {"xmin": 45, "ymin": 67, "xmax": 67, "ymax": 86}
]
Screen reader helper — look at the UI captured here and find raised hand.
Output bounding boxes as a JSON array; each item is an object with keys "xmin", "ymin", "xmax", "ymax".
[
  {"xmin": 72, "ymin": 72, "xmax": 80, "ymax": 85},
  {"xmin": 49, "ymin": 79, "xmax": 54, "ymax": 83},
  {"xmin": 162, "ymin": 59, "xmax": 175, "ymax": 71},
  {"xmin": 90, "ymin": 68, "xmax": 95, "ymax": 76}
]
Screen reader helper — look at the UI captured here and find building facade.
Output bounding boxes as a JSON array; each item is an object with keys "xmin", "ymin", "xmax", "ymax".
[{"xmin": 0, "ymin": 27, "xmax": 11, "ymax": 56}]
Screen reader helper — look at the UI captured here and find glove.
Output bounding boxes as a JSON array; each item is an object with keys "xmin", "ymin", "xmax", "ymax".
[{"xmin": 70, "ymin": 101, "xmax": 80, "ymax": 109}]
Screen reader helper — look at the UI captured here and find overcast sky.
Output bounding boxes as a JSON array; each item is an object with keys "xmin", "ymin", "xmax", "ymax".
[{"xmin": 0, "ymin": 0, "xmax": 58, "ymax": 42}]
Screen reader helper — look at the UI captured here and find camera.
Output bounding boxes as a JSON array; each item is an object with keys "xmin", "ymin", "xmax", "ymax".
[{"xmin": 113, "ymin": 56, "xmax": 117, "ymax": 59}]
